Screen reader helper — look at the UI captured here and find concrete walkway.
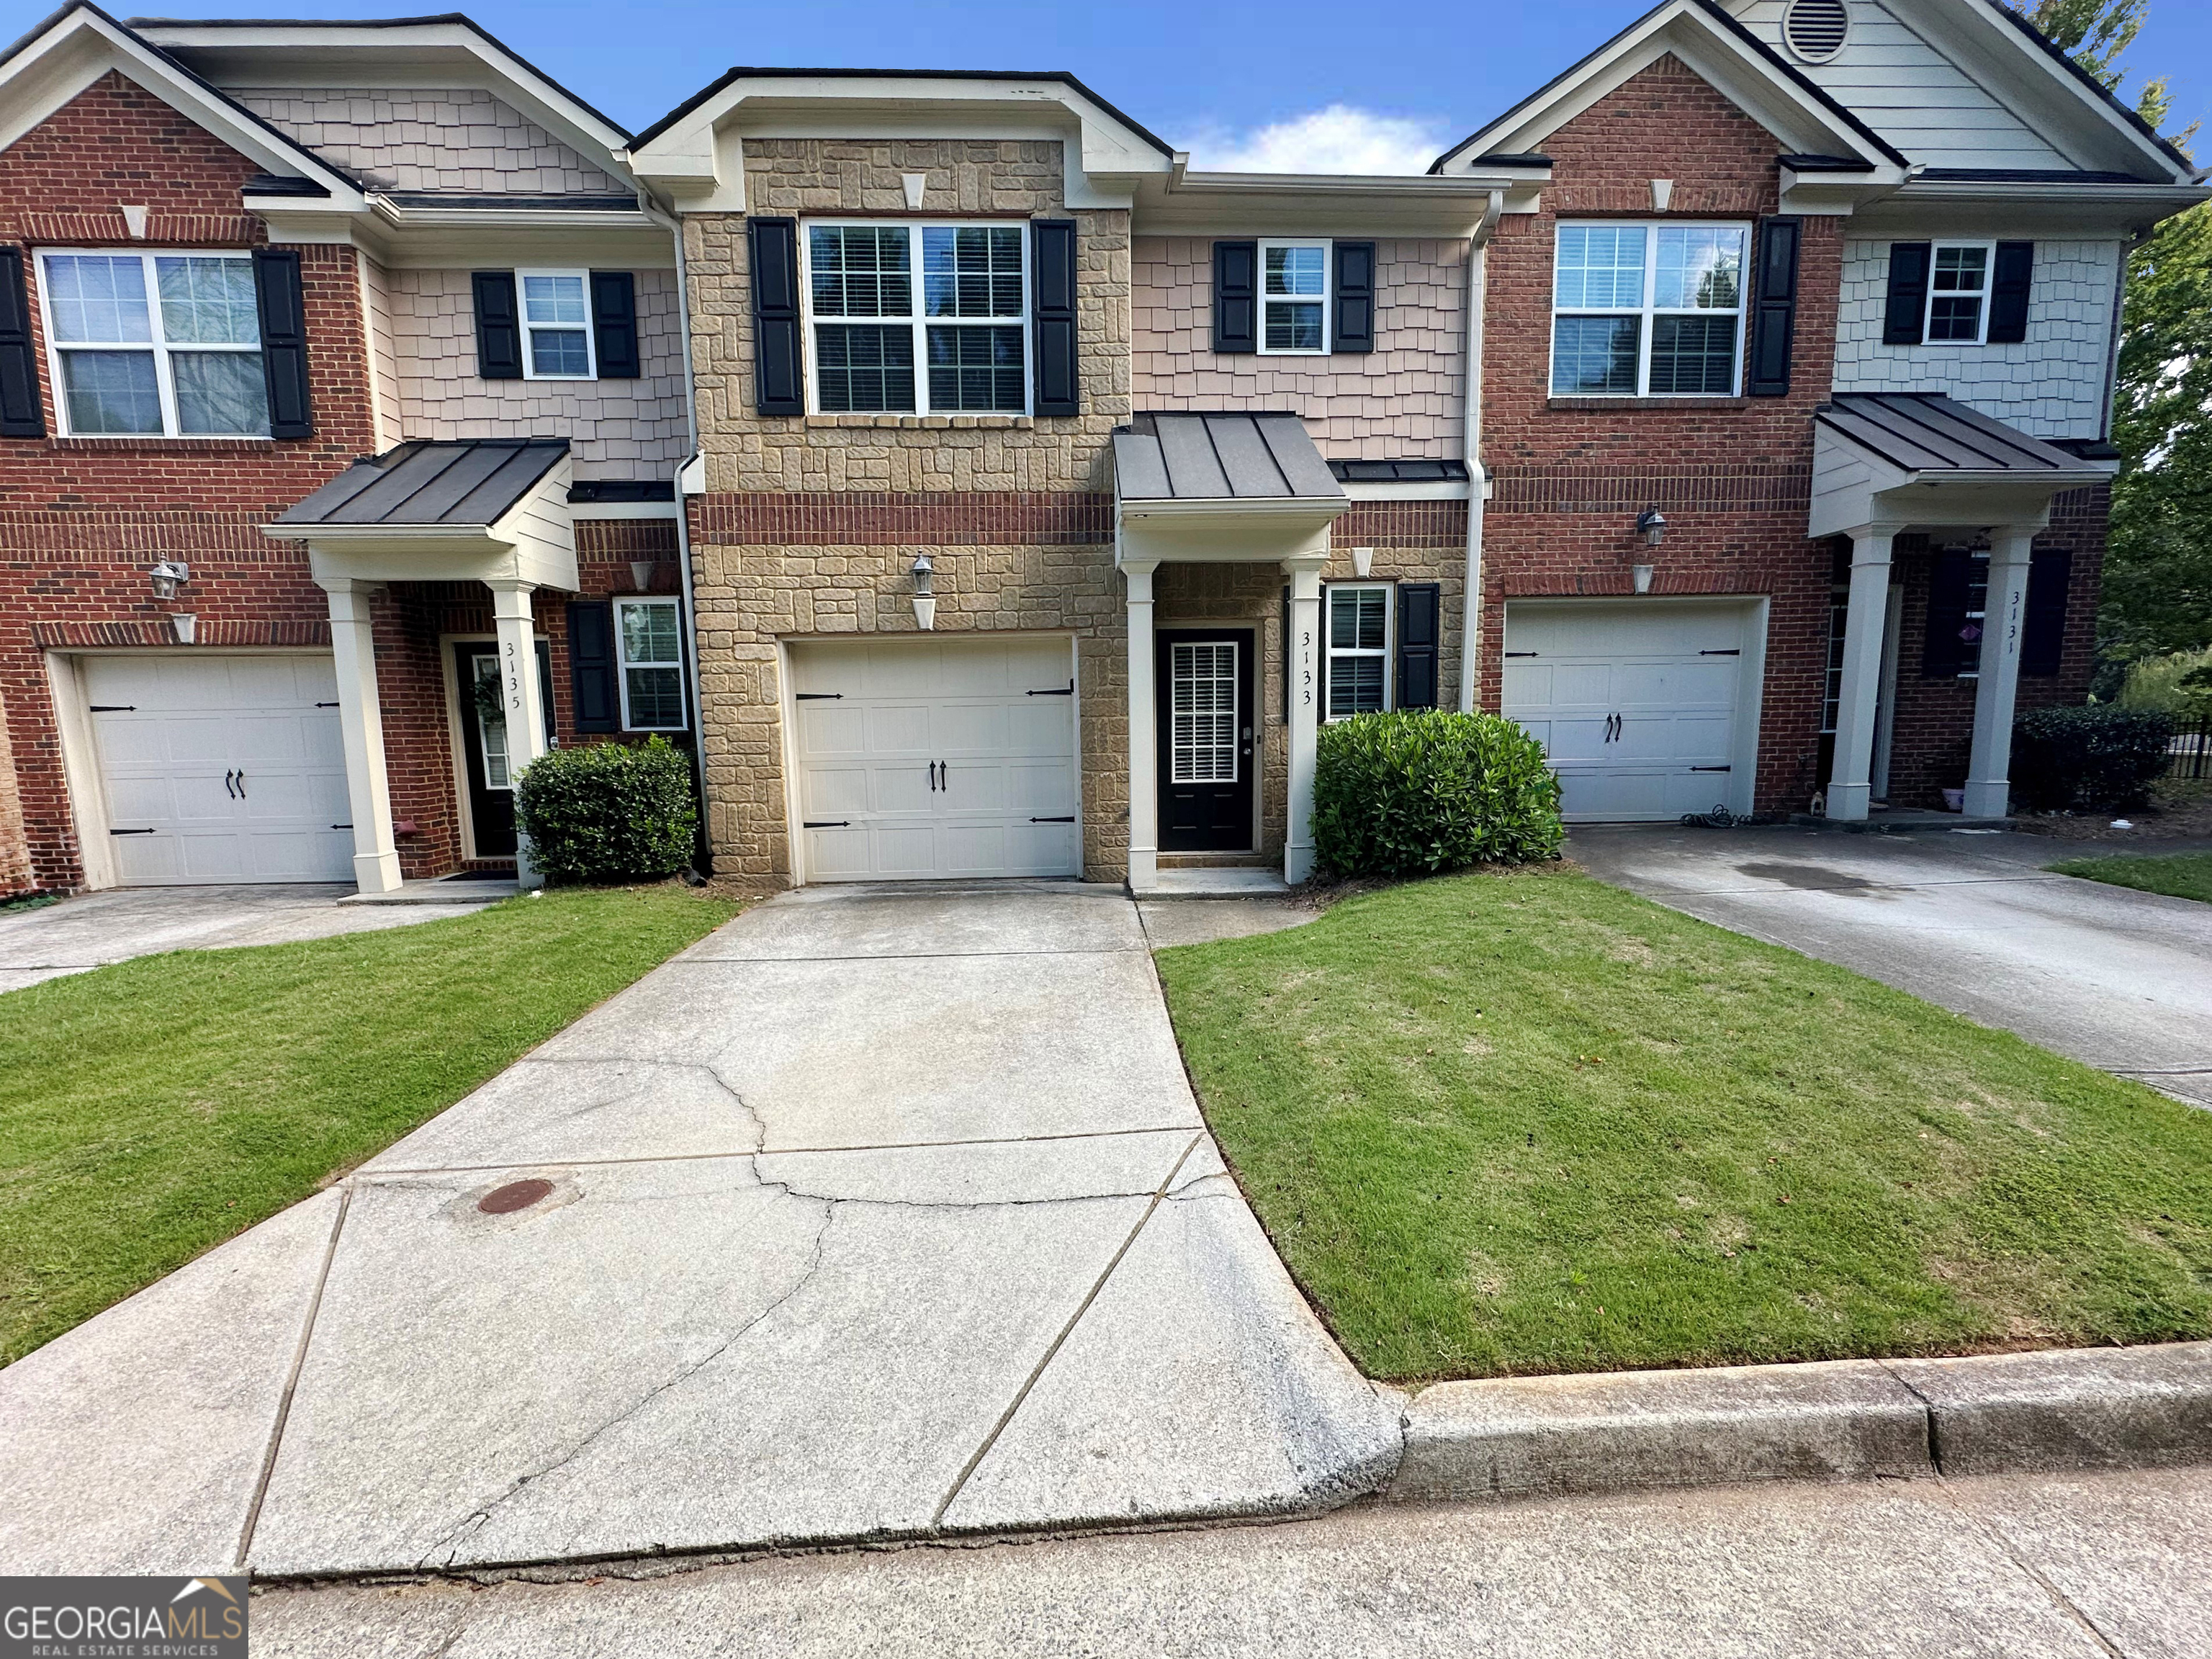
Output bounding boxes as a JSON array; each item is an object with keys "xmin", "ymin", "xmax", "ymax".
[
  {"xmin": 1570, "ymin": 824, "xmax": 2212, "ymax": 1107},
  {"xmin": 0, "ymin": 883, "xmax": 499, "ymax": 993},
  {"xmin": 253, "ymin": 1464, "xmax": 2212, "ymax": 1657},
  {"xmin": 0, "ymin": 881, "xmax": 1393, "ymax": 1579}
]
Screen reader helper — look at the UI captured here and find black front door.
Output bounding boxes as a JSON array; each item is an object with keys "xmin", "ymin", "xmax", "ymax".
[
  {"xmin": 454, "ymin": 641, "xmax": 554, "ymax": 859},
  {"xmin": 1158, "ymin": 628, "xmax": 1256, "ymax": 852}
]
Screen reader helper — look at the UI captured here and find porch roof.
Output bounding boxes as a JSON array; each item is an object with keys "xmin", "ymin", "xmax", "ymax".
[
  {"xmin": 1112, "ymin": 413, "xmax": 1344, "ymax": 504},
  {"xmin": 1809, "ymin": 394, "xmax": 2113, "ymax": 540},
  {"xmin": 1816, "ymin": 394, "xmax": 2100, "ymax": 478},
  {"xmin": 274, "ymin": 439, "xmax": 571, "ymax": 529}
]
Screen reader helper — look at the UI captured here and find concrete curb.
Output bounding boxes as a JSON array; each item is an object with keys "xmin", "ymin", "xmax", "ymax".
[{"xmin": 1384, "ymin": 1341, "xmax": 2212, "ymax": 1506}]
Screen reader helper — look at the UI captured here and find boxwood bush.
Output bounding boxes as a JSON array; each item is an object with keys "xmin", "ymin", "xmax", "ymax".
[
  {"xmin": 1313, "ymin": 710, "xmax": 1563, "ymax": 879},
  {"xmin": 513, "ymin": 737, "xmax": 698, "ymax": 884},
  {"xmin": 2010, "ymin": 705, "xmax": 2175, "ymax": 812}
]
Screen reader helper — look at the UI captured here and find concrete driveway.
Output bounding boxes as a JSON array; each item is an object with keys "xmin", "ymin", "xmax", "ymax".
[
  {"xmin": 0, "ymin": 881, "xmax": 1393, "ymax": 1578},
  {"xmin": 1571, "ymin": 824, "xmax": 2212, "ymax": 1107},
  {"xmin": 0, "ymin": 883, "xmax": 498, "ymax": 992}
]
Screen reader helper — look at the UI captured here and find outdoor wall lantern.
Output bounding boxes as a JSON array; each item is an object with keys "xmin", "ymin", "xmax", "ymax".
[
  {"xmin": 1635, "ymin": 508, "xmax": 1667, "ymax": 548},
  {"xmin": 148, "ymin": 559, "xmax": 189, "ymax": 600},
  {"xmin": 911, "ymin": 554, "xmax": 937, "ymax": 631}
]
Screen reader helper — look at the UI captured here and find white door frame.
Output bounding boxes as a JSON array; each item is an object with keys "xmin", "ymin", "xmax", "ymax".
[
  {"xmin": 1500, "ymin": 595, "xmax": 1770, "ymax": 821},
  {"xmin": 45, "ymin": 647, "xmax": 339, "ymax": 892},
  {"xmin": 778, "ymin": 630, "xmax": 1084, "ymax": 888}
]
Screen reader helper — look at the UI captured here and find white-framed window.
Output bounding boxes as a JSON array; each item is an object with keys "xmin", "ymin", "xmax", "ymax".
[
  {"xmin": 801, "ymin": 221, "xmax": 1028, "ymax": 415},
  {"xmin": 1550, "ymin": 222, "xmax": 1748, "ymax": 397},
  {"xmin": 1326, "ymin": 584, "xmax": 1393, "ymax": 719},
  {"xmin": 37, "ymin": 249, "xmax": 268, "ymax": 437},
  {"xmin": 518, "ymin": 269, "xmax": 595, "ymax": 379},
  {"xmin": 1926, "ymin": 242, "xmax": 1994, "ymax": 345},
  {"xmin": 613, "ymin": 597, "xmax": 686, "ymax": 729},
  {"xmin": 1259, "ymin": 239, "xmax": 1329, "ymax": 354}
]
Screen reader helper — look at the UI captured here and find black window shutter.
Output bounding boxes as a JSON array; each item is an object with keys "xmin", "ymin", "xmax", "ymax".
[
  {"xmin": 1332, "ymin": 240, "xmax": 1375, "ymax": 354},
  {"xmin": 472, "ymin": 270, "xmax": 523, "ymax": 379},
  {"xmin": 1921, "ymin": 549, "xmax": 1974, "ymax": 678},
  {"xmin": 1212, "ymin": 240, "xmax": 1257, "ymax": 354},
  {"xmin": 749, "ymin": 217, "xmax": 804, "ymax": 416},
  {"xmin": 252, "ymin": 248, "xmax": 313, "ymax": 439},
  {"xmin": 590, "ymin": 271, "xmax": 639, "ymax": 378},
  {"xmin": 567, "ymin": 601, "xmax": 619, "ymax": 733},
  {"xmin": 1030, "ymin": 218, "xmax": 1079, "ymax": 415},
  {"xmin": 1988, "ymin": 241, "xmax": 2035, "ymax": 345},
  {"xmin": 1397, "ymin": 583, "xmax": 1442, "ymax": 710},
  {"xmin": 0, "ymin": 246, "xmax": 44, "ymax": 438},
  {"xmin": 1747, "ymin": 216, "xmax": 1801, "ymax": 397},
  {"xmin": 2021, "ymin": 547, "xmax": 2071, "ymax": 677},
  {"xmin": 1883, "ymin": 243, "xmax": 1931, "ymax": 346}
]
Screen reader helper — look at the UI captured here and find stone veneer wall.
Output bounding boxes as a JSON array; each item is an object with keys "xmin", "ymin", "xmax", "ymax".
[{"xmin": 1131, "ymin": 237, "xmax": 1468, "ymax": 457}]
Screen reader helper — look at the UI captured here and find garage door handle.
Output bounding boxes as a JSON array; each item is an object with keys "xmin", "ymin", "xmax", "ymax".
[
  {"xmin": 803, "ymin": 821, "xmax": 850, "ymax": 829},
  {"xmin": 235, "ymin": 770, "xmax": 247, "ymax": 799},
  {"xmin": 1691, "ymin": 765, "xmax": 1732, "ymax": 773},
  {"xmin": 224, "ymin": 769, "xmax": 238, "ymax": 799},
  {"xmin": 1030, "ymin": 817, "xmax": 1076, "ymax": 824},
  {"xmin": 111, "ymin": 827, "xmax": 156, "ymax": 835}
]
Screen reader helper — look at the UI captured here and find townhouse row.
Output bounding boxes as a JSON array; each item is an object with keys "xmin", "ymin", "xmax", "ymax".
[{"xmin": 0, "ymin": 0, "xmax": 2200, "ymax": 895}]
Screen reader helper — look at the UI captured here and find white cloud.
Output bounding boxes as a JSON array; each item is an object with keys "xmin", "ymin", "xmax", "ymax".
[{"xmin": 1182, "ymin": 104, "xmax": 1451, "ymax": 176}]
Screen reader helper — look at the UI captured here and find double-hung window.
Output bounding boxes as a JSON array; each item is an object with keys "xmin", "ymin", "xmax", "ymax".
[
  {"xmin": 1260, "ymin": 240, "xmax": 1328, "ymax": 354},
  {"xmin": 519, "ymin": 270, "xmax": 594, "ymax": 379},
  {"xmin": 805, "ymin": 222, "xmax": 1028, "ymax": 415},
  {"xmin": 1550, "ymin": 223, "xmax": 1747, "ymax": 397},
  {"xmin": 613, "ymin": 597, "xmax": 686, "ymax": 730},
  {"xmin": 39, "ymin": 251, "xmax": 268, "ymax": 436},
  {"xmin": 1326, "ymin": 585, "xmax": 1393, "ymax": 719},
  {"xmin": 1926, "ymin": 243, "xmax": 1992, "ymax": 343}
]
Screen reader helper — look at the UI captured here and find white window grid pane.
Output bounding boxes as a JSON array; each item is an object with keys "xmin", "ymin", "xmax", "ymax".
[
  {"xmin": 1169, "ymin": 642, "xmax": 1239, "ymax": 785},
  {"xmin": 1653, "ymin": 227, "xmax": 1743, "ymax": 311},
  {"xmin": 523, "ymin": 274, "xmax": 588, "ymax": 324},
  {"xmin": 1555, "ymin": 225, "xmax": 1647, "ymax": 310},
  {"xmin": 1551, "ymin": 222, "xmax": 1743, "ymax": 396},
  {"xmin": 803, "ymin": 224, "xmax": 1028, "ymax": 414},
  {"xmin": 1259, "ymin": 242, "xmax": 1328, "ymax": 354},
  {"xmin": 1326, "ymin": 587, "xmax": 1392, "ymax": 720},
  {"xmin": 45, "ymin": 255, "xmax": 151, "ymax": 343},
  {"xmin": 40, "ymin": 251, "xmax": 264, "ymax": 436},
  {"xmin": 156, "ymin": 256, "xmax": 261, "ymax": 344},
  {"xmin": 618, "ymin": 599, "xmax": 682, "ymax": 666},
  {"xmin": 616, "ymin": 601, "xmax": 686, "ymax": 729},
  {"xmin": 1264, "ymin": 245, "xmax": 1326, "ymax": 297}
]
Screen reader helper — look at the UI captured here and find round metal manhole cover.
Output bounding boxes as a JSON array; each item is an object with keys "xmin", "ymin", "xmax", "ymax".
[{"xmin": 478, "ymin": 1178, "xmax": 555, "ymax": 1215}]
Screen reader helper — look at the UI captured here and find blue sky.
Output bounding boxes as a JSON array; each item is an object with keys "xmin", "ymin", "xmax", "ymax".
[{"xmin": 10, "ymin": 0, "xmax": 2208, "ymax": 171}]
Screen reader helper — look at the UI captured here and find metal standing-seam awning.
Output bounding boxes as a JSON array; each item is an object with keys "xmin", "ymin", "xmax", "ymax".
[
  {"xmin": 1112, "ymin": 413, "xmax": 1351, "ymax": 566},
  {"xmin": 1809, "ymin": 392, "xmax": 2112, "ymax": 539}
]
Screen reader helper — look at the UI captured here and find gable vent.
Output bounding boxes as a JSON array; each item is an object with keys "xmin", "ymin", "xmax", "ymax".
[{"xmin": 1783, "ymin": 0, "xmax": 1850, "ymax": 63}]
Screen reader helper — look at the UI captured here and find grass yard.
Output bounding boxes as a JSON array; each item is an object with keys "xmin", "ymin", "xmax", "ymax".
[
  {"xmin": 1154, "ymin": 867, "xmax": 2212, "ymax": 1383},
  {"xmin": 2048, "ymin": 851, "xmax": 2212, "ymax": 905},
  {"xmin": 0, "ymin": 884, "xmax": 736, "ymax": 1364}
]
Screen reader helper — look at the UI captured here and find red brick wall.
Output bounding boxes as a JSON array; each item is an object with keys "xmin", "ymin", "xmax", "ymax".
[
  {"xmin": 1476, "ymin": 55, "xmax": 1860, "ymax": 814},
  {"xmin": 0, "ymin": 73, "xmax": 372, "ymax": 890}
]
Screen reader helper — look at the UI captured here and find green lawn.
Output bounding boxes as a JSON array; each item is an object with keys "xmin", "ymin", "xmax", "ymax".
[
  {"xmin": 0, "ymin": 885, "xmax": 737, "ymax": 1364},
  {"xmin": 1154, "ymin": 867, "xmax": 2212, "ymax": 1384},
  {"xmin": 2048, "ymin": 851, "xmax": 2212, "ymax": 905}
]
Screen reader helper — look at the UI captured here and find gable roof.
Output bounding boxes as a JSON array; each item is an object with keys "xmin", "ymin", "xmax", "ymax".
[
  {"xmin": 1429, "ymin": 0, "xmax": 1907, "ymax": 176},
  {"xmin": 1977, "ymin": 0, "xmax": 2198, "ymax": 181},
  {"xmin": 0, "ymin": 1, "xmax": 364, "ymax": 199},
  {"xmin": 274, "ymin": 438, "xmax": 569, "ymax": 529}
]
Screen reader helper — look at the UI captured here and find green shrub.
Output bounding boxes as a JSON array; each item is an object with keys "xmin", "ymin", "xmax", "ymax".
[
  {"xmin": 513, "ymin": 737, "xmax": 698, "ymax": 883},
  {"xmin": 1313, "ymin": 710, "xmax": 1563, "ymax": 879},
  {"xmin": 2010, "ymin": 705, "xmax": 2175, "ymax": 812},
  {"xmin": 2119, "ymin": 647, "xmax": 2212, "ymax": 720}
]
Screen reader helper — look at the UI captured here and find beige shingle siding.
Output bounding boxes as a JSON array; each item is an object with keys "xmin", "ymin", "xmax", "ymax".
[
  {"xmin": 1130, "ymin": 237, "xmax": 1467, "ymax": 458},
  {"xmin": 383, "ymin": 268, "xmax": 689, "ymax": 478},
  {"xmin": 360, "ymin": 255, "xmax": 401, "ymax": 449},
  {"xmin": 230, "ymin": 87, "xmax": 624, "ymax": 194},
  {"xmin": 1833, "ymin": 238, "xmax": 2122, "ymax": 440}
]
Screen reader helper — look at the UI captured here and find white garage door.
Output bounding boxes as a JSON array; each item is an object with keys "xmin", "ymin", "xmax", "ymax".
[
  {"xmin": 1501, "ymin": 601, "xmax": 1761, "ymax": 822},
  {"xmin": 790, "ymin": 635, "xmax": 1080, "ymax": 881},
  {"xmin": 85, "ymin": 655, "xmax": 354, "ymax": 884}
]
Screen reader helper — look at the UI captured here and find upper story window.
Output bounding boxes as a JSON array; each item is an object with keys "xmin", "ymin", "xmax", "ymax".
[
  {"xmin": 1326, "ymin": 584, "xmax": 1394, "ymax": 718},
  {"xmin": 1261, "ymin": 240, "xmax": 1329, "ymax": 354},
  {"xmin": 1550, "ymin": 223, "xmax": 1747, "ymax": 397},
  {"xmin": 1928, "ymin": 243, "xmax": 1991, "ymax": 344},
  {"xmin": 520, "ymin": 271, "xmax": 594, "ymax": 379},
  {"xmin": 804, "ymin": 222, "xmax": 1028, "ymax": 415},
  {"xmin": 614, "ymin": 597, "xmax": 686, "ymax": 730},
  {"xmin": 38, "ymin": 251, "xmax": 268, "ymax": 436}
]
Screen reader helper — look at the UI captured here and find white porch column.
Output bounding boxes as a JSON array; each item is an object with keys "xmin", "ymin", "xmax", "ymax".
[
  {"xmin": 487, "ymin": 579, "xmax": 549, "ymax": 889},
  {"xmin": 1283, "ymin": 557, "xmax": 1326, "ymax": 884},
  {"xmin": 319, "ymin": 577, "xmax": 403, "ymax": 895},
  {"xmin": 1125, "ymin": 560, "xmax": 1160, "ymax": 894},
  {"xmin": 1826, "ymin": 526, "xmax": 1899, "ymax": 822},
  {"xmin": 1963, "ymin": 527, "xmax": 2037, "ymax": 819}
]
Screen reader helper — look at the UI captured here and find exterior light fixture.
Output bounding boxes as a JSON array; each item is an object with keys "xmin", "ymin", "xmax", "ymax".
[
  {"xmin": 149, "ymin": 559, "xmax": 189, "ymax": 600},
  {"xmin": 1635, "ymin": 508, "xmax": 1666, "ymax": 548},
  {"xmin": 910, "ymin": 554, "xmax": 937, "ymax": 631}
]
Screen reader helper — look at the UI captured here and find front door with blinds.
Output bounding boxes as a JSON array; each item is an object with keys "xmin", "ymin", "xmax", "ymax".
[{"xmin": 1157, "ymin": 629, "xmax": 1256, "ymax": 852}]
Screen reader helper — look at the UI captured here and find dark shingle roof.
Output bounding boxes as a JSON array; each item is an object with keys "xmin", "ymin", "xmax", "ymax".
[
  {"xmin": 276, "ymin": 439, "xmax": 568, "ymax": 527},
  {"xmin": 1816, "ymin": 394, "xmax": 2098, "ymax": 476},
  {"xmin": 1112, "ymin": 413, "xmax": 1343, "ymax": 502}
]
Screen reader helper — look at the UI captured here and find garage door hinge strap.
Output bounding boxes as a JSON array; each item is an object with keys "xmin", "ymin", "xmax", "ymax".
[
  {"xmin": 316, "ymin": 701, "xmax": 339, "ymax": 708},
  {"xmin": 1699, "ymin": 649, "xmax": 1742, "ymax": 657},
  {"xmin": 110, "ymin": 827, "xmax": 156, "ymax": 835},
  {"xmin": 795, "ymin": 693, "xmax": 842, "ymax": 701},
  {"xmin": 803, "ymin": 820, "xmax": 850, "ymax": 829},
  {"xmin": 1503, "ymin": 652, "xmax": 1537, "ymax": 660},
  {"xmin": 1691, "ymin": 765, "xmax": 1732, "ymax": 773},
  {"xmin": 1030, "ymin": 817, "xmax": 1076, "ymax": 824},
  {"xmin": 1028, "ymin": 682, "xmax": 1075, "ymax": 696},
  {"xmin": 89, "ymin": 703, "xmax": 136, "ymax": 711}
]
